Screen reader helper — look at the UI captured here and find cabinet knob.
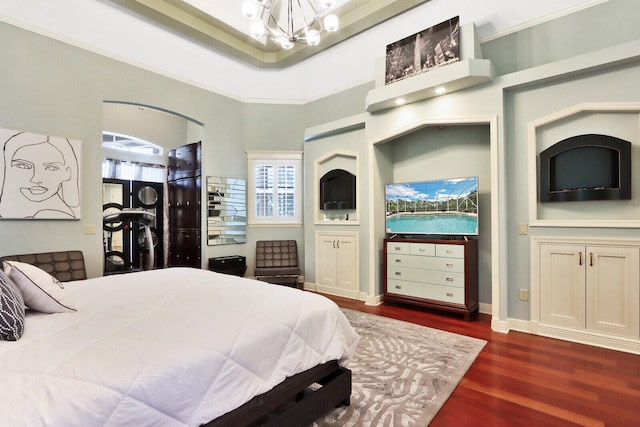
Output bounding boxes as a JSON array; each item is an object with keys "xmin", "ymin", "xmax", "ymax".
[
  {"xmin": 446, "ymin": 277, "xmax": 454, "ymax": 282},
  {"xmin": 395, "ymin": 259, "xmax": 401, "ymax": 263},
  {"xmin": 395, "ymin": 272, "xmax": 401, "ymax": 276},
  {"xmin": 395, "ymin": 246, "xmax": 401, "ymax": 251},
  {"xmin": 395, "ymin": 285, "xmax": 402, "ymax": 290},
  {"xmin": 446, "ymin": 292, "xmax": 454, "ymax": 297}
]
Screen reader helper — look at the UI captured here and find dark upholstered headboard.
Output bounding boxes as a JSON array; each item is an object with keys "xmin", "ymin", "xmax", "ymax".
[{"xmin": 0, "ymin": 250, "xmax": 87, "ymax": 282}]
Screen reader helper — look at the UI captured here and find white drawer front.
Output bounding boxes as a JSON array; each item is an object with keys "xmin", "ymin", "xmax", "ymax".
[
  {"xmin": 386, "ymin": 242, "xmax": 411, "ymax": 255},
  {"xmin": 410, "ymin": 243, "xmax": 436, "ymax": 256},
  {"xmin": 387, "ymin": 266, "xmax": 464, "ymax": 288},
  {"xmin": 436, "ymin": 244, "xmax": 465, "ymax": 259},
  {"xmin": 387, "ymin": 254, "xmax": 465, "ymax": 273},
  {"xmin": 387, "ymin": 279, "xmax": 464, "ymax": 304}
]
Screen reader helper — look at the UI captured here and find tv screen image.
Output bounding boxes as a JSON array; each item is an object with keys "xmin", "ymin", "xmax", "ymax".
[{"xmin": 385, "ymin": 176, "xmax": 478, "ymax": 236}]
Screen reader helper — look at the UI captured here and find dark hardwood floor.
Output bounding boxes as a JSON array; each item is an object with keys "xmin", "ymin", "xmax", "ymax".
[{"xmin": 323, "ymin": 295, "xmax": 640, "ymax": 427}]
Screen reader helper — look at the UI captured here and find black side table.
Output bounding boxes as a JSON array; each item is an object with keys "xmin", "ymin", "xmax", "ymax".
[{"xmin": 208, "ymin": 256, "xmax": 247, "ymax": 277}]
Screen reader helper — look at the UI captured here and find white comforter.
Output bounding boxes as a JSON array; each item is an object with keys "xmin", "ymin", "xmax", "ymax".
[{"xmin": 0, "ymin": 268, "xmax": 359, "ymax": 427}]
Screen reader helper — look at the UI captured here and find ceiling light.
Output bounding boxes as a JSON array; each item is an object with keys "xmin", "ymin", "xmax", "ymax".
[
  {"xmin": 242, "ymin": 0, "xmax": 339, "ymax": 49},
  {"xmin": 435, "ymin": 87, "xmax": 446, "ymax": 95}
]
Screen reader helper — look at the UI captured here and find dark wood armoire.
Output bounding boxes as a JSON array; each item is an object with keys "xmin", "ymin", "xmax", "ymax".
[{"xmin": 168, "ymin": 141, "xmax": 201, "ymax": 268}]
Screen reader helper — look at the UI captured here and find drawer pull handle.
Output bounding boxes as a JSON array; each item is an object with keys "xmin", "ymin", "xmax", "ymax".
[
  {"xmin": 446, "ymin": 250, "xmax": 453, "ymax": 254},
  {"xmin": 447, "ymin": 263, "xmax": 454, "ymax": 267},
  {"xmin": 395, "ymin": 246, "xmax": 401, "ymax": 251},
  {"xmin": 395, "ymin": 272, "xmax": 401, "ymax": 276},
  {"xmin": 395, "ymin": 259, "xmax": 401, "ymax": 263},
  {"xmin": 446, "ymin": 277, "xmax": 454, "ymax": 282},
  {"xmin": 395, "ymin": 285, "xmax": 402, "ymax": 290},
  {"xmin": 419, "ymin": 248, "xmax": 425, "ymax": 252},
  {"xmin": 446, "ymin": 292, "xmax": 454, "ymax": 297}
]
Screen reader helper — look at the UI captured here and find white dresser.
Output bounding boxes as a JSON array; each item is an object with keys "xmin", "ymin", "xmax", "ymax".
[{"xmin": 384, "ymin": 238, "xmax": 478, "ymax": 320}]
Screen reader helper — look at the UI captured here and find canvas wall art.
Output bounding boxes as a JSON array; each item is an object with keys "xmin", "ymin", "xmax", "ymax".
[
  {"xmin": 385, "ymin": 16, "xmax": 460, "ymax": 85},
  {"xmin": 0, "ymin": 127, "xmax": 82, "ymax": 219}
]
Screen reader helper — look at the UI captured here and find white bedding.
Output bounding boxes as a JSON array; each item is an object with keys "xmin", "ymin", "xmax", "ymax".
[{"xmin": 0, "ymin": 268, "xmax": 359, "ymax": 427}]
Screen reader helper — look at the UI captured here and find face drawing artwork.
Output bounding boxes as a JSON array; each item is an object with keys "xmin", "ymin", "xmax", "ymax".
[{"xmin": 0, "ymin": 131, "xmax": 81, "ymax": 219}]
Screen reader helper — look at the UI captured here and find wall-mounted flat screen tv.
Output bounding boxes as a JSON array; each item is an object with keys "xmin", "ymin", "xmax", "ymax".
[{"xmin": 385, "ymin": 176, "xmax": 478, "ymax": 236}]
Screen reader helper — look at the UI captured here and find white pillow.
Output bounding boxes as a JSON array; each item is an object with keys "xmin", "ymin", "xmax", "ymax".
[{"xmin": 3, "ymin": 261, "xmax": 76, "ymax": 313}]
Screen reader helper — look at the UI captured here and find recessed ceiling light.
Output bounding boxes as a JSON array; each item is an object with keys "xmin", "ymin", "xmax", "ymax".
[
  {"xmin": 435, "ymin": 87, "xmax": 446, "ymax": 95},
  {"xmin": 395, "ymin": 98, "xmax": 406, "ymax": 105}
]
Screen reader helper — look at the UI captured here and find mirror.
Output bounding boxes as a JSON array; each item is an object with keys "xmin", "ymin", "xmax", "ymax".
[
  {"xmin": 103, "ymin": 179, "xmax": 129, "ymax": 275},
  {"xmin": 137, "ymin": 185, "xmax": 158, "ymax": 206},
  {"xmin": 207, "ymin": 176, "xmax": 247, "ymax": 245}
]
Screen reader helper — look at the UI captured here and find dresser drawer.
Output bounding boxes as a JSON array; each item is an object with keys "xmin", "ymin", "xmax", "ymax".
[
  {"xmin": 387, "ymin": 254, "xmax": 465, "ymax": 273},
  {"xmin": 436, "ymin": 244, "xmax": 465, "ymax": 259},
  {"xmin": 386, "ymin": 242, "xmax": 411, "ymax": 255},
  {"xmin": 387, "ymin": 266, "xmax": 464, "ymax": 288},
  {"xmin": 387, "ymin": 279, "xmax": 465, "ymax": 304},
  {"xmin": 410, "ymin": 243, "xmax": 435, "ymax": 256}
]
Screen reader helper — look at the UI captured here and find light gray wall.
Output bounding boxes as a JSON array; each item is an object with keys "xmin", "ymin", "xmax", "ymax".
[
  {"xmin": 481, "ymin": 0, "xmax": 640, "ymax": 76},
  {"xmin": 303, "ymin": 83, "xmax": 374, "ymax": 128},
  {"xmin": 0, "ymin": 21, "xmax": 247, "ymax": 277}
]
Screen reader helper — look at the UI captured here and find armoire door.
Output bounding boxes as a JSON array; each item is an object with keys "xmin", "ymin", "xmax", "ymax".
[{"xmin": 132, "ymin": 180, "xmax": 164, "ymax": 270}]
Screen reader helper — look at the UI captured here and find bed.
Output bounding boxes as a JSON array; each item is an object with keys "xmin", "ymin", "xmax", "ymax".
[{"xmin": 0, "ymin": 251, "xmax": 359, "ymax": 427}]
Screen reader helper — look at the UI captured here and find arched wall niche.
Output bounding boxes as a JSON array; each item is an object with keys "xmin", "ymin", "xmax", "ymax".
[{"xmin": 366, "ymin": 115, "xmax": 503, "ymax": 326}]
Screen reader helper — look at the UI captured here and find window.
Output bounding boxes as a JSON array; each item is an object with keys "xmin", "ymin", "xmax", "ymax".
[
  {"xmin": 102, "ymin": 131, "xmax": 163, "ymax": 155},
  {"xmin": 102, "ymin": 131, "xmax": 165, "ymax": 182},
  {"xmin": 247, "ymin": 151, "xmax": 302, "ymax": 225}
]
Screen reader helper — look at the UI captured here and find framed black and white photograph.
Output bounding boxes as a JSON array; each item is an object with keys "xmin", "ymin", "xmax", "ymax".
[
  {"xmin": 385, "ymin": 16, "xmax": 460, "ymax": 85},
  {"xmin": 0, "ymin": 127, "xmax": 82, "ymax": 219}
]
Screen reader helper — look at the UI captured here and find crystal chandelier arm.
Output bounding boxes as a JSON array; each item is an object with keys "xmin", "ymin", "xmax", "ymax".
[
  {"xmin": 287, "ymin": 0, "xmax": 294, "ymax": 37},
  {"xmin": 243, "ymin": 0, "xmax": 338, "ymax": 48},
  {"xmin": 297, "ymin": 0, "xmax": 320, "ymax": 34},
  {"xmin": 257, "ymin": 0, "xmax": 288, "ymax": 38}
]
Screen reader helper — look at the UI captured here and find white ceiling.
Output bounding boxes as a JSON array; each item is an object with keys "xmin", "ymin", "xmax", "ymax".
[{"xmin": 0, "ymin": 0, "xmax": 605, "ymax": 102}]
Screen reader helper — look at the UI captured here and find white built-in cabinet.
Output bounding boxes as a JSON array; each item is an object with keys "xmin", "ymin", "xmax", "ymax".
[
  {"xmin": 533, "ymin": 238, "xmax": 640, "ymax": 352},
  {"xmin": 315, "ymin": 232, "xmax": 358, "ymax": 298}
]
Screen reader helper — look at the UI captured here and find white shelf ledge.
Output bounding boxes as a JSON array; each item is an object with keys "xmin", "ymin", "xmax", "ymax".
[{"xmin": 365, "ymin": 58, "xmax": 494, "ymax": 113}]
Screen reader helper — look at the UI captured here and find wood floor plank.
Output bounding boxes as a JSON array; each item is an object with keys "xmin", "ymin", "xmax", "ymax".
[
  {"xmin": 322, "ymin": 294, "xmax": 640, "ymax": 427},
  {"xmin": 460, "ymin": 379, "xmax": 605, "ymax": 427}
]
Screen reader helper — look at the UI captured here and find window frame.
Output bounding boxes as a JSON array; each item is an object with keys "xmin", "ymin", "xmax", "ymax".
[{"xmin": 247, "ymin": 151, "xmax": 303, "ymax": 226}]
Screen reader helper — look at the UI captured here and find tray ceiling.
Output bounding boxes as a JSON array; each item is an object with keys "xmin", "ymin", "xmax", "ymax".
[{"xmin": 110, "ymin": 0, "xmax": 430, "ymax": 68}]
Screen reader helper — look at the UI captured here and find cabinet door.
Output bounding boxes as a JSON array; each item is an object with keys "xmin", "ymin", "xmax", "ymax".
[
  {"xmin": 317, "ymin": 235, "xmax": 338, "ymax": 287},
  {"xmin": 169, "ymin": 229, "xmax": 201, "ymax": 268},
  {"xmin": 335, "ymin": 235, "xmax": 357, "ymax": 291},
  {"xmin": 539, "ymin": 244, "xmax": 586, "ymax": 329},
  {"xmin": 169, "ymin": 177, "xmax": 201, "ymax": 229},
  {"xmin": 586, "ymin": 246, "xmax": 640, "ymax": 338}
]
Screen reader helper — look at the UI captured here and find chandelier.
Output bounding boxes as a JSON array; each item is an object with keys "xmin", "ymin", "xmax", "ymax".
[{"xmin": 241, "ymin": 0, "xmax": 340, "ymax": 50}]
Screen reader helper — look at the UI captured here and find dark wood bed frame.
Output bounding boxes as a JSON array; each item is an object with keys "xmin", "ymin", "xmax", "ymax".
[{"xmin": 0, "ymin": 250, "xmax": 353, "ymax": 427}]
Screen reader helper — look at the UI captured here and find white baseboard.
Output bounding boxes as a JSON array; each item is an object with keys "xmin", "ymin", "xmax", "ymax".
[
  {"xmin": 498, "ymin": 318, "xmax": 640, "ymax": 355},
  {"xmin": 363, "ymin": 293, "xmax": 383, "ymax": 306},
  {"xmin": 478, "ymin": 302, "xmax": 491, "ymax": 315}
]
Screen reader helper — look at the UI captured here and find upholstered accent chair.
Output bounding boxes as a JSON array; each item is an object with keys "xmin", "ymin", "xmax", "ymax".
[{"xmin": 254, "ymin": 240, "xmax": 300, "ymax": 288}]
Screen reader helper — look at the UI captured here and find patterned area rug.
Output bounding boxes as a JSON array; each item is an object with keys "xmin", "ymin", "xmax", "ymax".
[{"xmin": 314, "ymin": 309, "xmax": 486, "ymax": 427}]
